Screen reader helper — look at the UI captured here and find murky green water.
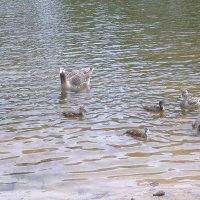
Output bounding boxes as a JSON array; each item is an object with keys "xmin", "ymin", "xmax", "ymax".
[{"xmin": 0, "ymin": 0, "xmax": 200, "ymax": 199}]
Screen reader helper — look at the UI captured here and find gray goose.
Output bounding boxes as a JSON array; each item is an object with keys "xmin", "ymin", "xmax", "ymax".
[
  {"xmin": 60, "ymin": 67, "xmax": 93, "ymax": 91},
  {"xmin": 180, "ymin": 90, "xmax": 200, "ymax": 109}
]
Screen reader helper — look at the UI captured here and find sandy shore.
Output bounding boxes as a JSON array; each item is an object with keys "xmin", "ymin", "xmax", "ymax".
[{"xmin": 0, "ymin": 187, "xmax": 200, "ymax": 200}]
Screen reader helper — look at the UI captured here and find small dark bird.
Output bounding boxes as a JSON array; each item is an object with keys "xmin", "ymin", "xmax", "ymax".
[
  {"xmin": 62, "ymin": 106, "xmax": 87, "ymax": 118},
  {"xmin": 143, "ymin": 100, "xmax": 165, "ymax": 113},
  {"xmin": 125, "ymin": 127, "xmax": 149, "ymax": 138}
]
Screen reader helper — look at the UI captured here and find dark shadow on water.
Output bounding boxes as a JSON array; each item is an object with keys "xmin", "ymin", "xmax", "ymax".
[
  {"xmin": 59, "ymin": 86, "xmax": 91, "ymax": 104},
  {"xmin": 58, "ymin": 90, "xmax": 68, "ymax": 104}
]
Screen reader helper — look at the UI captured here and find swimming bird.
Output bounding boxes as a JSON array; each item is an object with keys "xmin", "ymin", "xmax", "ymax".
[
  {"xmin": 180, "ymin": 90, "xmax": 200, "ymax": 109},
  {"xmin": 60, "ymin": 67, "xmax": 93, "ymax": 91},
  {"xmin": 192, "ymin": 119, "xmax": 200, "ymax": 129},
  {"xmin": 143, "ymin": 101, "xmax": 165, "ymax": 113},
  {"xmin": 62, "ymin": 106, "xmax": 87, "ymax": 118},
  {"xmin": 125, "ymin": 127, "xmax": 149, "ymax": 138}
]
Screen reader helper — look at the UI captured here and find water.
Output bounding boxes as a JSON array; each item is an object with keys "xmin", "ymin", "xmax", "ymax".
[{"xmin": 0, "ymin": 0, "xmax": 200, "ymax": 199}]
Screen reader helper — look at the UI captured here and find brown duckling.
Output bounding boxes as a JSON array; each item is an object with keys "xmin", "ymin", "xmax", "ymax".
[
  {"xmin": 125, "ymin": 127, "xmax": 149, "ymax": 138},
  {"xmin": 62, "ymin": 106, "xmax": 87, "ymax": 118},
  {"xmin": 143, "ymin": 100, "xmax": 165, "ymax": 113}
]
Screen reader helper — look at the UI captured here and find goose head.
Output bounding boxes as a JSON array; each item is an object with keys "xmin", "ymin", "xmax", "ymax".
[
  {"xmin": 143, "ymin": 127, "xmax": 149, "ymax": 138},
  {"xmin": 60, "ymin": 68, "xmax": 67, "ymax": 88},
  {"xmin": 181, "ymin": 90, "xmax": 189, "ymax": 99},
  {"xmin": 79, "ymin": 106, "xmax": 87, "ymax": 114},
  {"xmin": 60, "ymin": 68, "xmax": 65, "ymax": 74},
  {"xmin": 192, "ymin": 120, "xmax": 200, "ymax": 129},
  {"xmin": 144, "ymin": 127, "xmax": 149, "ymax": 133}
]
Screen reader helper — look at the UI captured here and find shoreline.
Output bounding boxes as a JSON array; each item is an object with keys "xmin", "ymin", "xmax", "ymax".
[{"xmin": 0, "ymin": 187, "xmax": 200, "ymax": 200}]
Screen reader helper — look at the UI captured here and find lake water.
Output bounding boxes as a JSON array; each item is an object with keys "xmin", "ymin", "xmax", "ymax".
[{"xmin": 0, "ymin": 0, "xmax": 200, "ymax": 199}]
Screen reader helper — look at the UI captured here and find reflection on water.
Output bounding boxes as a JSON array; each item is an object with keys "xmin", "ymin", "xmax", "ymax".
[{"xmin": 0, "ymin": 0, "xmax": 200, "ymax": 199}]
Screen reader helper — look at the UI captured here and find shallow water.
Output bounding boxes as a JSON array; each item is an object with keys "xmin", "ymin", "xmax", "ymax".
[{"xmin": 0, "ymin": 0, "xmax": 200, "ymax": 199}]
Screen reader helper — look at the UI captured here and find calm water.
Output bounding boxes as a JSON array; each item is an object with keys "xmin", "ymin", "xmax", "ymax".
[{"xmin": 0, "ymin": 0, "xmax": 200, "ymax": 199}]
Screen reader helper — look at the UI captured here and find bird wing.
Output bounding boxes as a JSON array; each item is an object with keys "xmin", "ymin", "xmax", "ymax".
[
  {"xmin": 69, "ymin": 71, "xmax": 91, "ymax": 86},
  {"xmin": 62, "ymin": 110, "xmax": 77, "ymax": 117},
  {"xmin": 126, "ymin": 129, "xmax": 142, "ymax": 135},
  {"xmin": 187, "ymin": 96, "xmax": 200, "ymax": 105},
  {"xmin": 66, "ymin": 70, "xmax": 80, "ymax": 78},
  {"xmin": 66, "ymin": 68, "xmax": 92, "ymax": 79},
  {"xmin": 143, "ymin": 105, "xmax": 158, "ymax": 111}
]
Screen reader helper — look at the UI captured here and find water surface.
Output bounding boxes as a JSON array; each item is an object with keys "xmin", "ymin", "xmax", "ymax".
[{"xmin": 0, "ymin": 0, "xmax": 200, "ymax": 199}]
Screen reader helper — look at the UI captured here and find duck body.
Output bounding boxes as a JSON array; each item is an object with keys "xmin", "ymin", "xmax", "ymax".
[
  {"xmin": 60, "ymin": 67, "xmax": 93, "ymax": 91},
  {"xmin": 180, "ymin": 90, "xmax": 200, "ymax": 109},
  {"xmin": 62, "ymin": 107, "xmax": 87, "ymax": 118},
  {"xmin": 143, "ymin": 101, "xmax": 165, "ymax": 113},
  {"xmin": 125, "ymin": 127, "xmax": 149, "ymax": 138}
]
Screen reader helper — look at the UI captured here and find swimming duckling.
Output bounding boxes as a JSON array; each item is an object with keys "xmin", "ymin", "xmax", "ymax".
[
  {"xmin": 62, "ymin": 106, "xmax": 87, "ymax": 118},
  {"xmin": 192, "ymin": 119, "xmax": 200, "ymax": 129},
  {"xmin": 125, "ymin": 127, "xmax": 149, "ymax": 138},
  {"xmin": 180, "ymin": 90, "xmax": 200, "ymax": 110},
  {"xmin": 143, "ymin": 101, "xmax": 165, "ymax": 113},
  {"xmin": 60, "ymin": 68, "xmax": 93, "ymax": 91}
]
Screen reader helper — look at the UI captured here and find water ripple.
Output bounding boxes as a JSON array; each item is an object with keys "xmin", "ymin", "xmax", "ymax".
[{"xmin": 0, "ymin": 0, "xmax": 200, "ymax": 198}]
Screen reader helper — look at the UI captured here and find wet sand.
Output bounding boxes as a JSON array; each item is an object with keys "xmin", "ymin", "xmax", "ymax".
[{"xmin": 0, "ymin": 187, "xmax": 200, "ymax": 200}]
